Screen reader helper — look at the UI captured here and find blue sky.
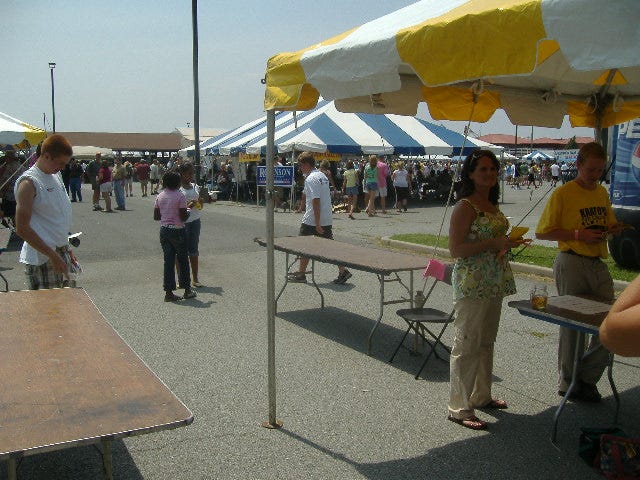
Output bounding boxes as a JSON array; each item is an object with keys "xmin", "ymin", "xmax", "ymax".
[{"xmin": 2, "ymin": 0, "xmax": 592, "ymax": 139}]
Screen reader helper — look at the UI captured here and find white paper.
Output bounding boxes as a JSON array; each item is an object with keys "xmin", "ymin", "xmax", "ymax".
[{"xmin": 546, "ymin": 295, "xmax": 611, "ymax": 315}]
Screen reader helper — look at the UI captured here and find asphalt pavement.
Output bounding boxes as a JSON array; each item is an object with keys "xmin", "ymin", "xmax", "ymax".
[{"xmin": 0, "ymin": 182, "xmax": 638, "ymax": 480}]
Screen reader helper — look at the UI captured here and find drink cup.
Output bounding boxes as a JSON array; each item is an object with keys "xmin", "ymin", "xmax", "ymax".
[{"xmin": 530, "ymin": 285, "xmax": 548, "ymax": 310}]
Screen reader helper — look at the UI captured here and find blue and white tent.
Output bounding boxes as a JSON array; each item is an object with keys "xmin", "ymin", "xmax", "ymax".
[
  {"xmin": 201, "ymin": 100, "xmax": 502, "ymax": 157},
  {"xmin": 522, "ymin": 150, "xmax": 554, "ymax": 162}
]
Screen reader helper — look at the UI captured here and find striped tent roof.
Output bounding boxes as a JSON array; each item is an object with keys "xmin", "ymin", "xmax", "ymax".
[
  {"xmin": 264, "ymin": 0, "xmax": 640, "ymax": 129},
  {"xmin": 202, "ymin": 100, "xmax": 501, "ymax": 156},
  {"xmin": 0, "ymin": 112, "xmax": 46, "ymax": 149}
]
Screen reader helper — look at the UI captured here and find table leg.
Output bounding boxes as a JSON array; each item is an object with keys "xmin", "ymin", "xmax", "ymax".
[
  {"xmin": 607, "ymin": 353, "xmax": 619, "ymax": 424},
  {"xmin": 367, "ymin": 274, "xmax": 385, "ymax": 355},
  {"xmin": 552, "ymin": 331, "xmax": 584, "ymax": 443},
  {"xmin": 275, "ymin": 252, "xmax": 290, "ymax": 312},
  {"xmin": 7, "ymin": 458, "xmax": 17, "ymax": 480},
  {"xmin": 102, "ymin": 438, "xmax": 114, "ymax": 480},
  {"xmin": 309, "ymin": 259, "xmax": 324, "ymax": 309}
]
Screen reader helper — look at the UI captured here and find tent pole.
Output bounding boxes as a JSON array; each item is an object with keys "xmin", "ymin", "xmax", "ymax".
[
  {"xmin": 191, "ymin": 0, "xmax": 201, "ymax": 183},
  {"xmin": 263, "ymin": 109, "xmax": 282, "ymax": 429}
]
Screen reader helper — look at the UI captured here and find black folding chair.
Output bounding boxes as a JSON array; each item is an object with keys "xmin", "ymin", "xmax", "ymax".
[{"xmin": 389, "ymin": 259, "xmax": 454, "ymax": 379}]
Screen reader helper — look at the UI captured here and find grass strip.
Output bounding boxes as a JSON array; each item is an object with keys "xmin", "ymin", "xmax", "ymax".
[{"xmin": 391, "ymin": 233, "xmax": 638, "ymax": 283}]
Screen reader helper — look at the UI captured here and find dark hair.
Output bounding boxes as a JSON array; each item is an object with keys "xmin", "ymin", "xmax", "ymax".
[
  {"xmin": 178, "ymin": 160, "xmax": 194, "ymax": 174},
  {"xmin": 346, "ymin": 160, "xmax": 354, "ymax": 169},
  {"xmin": 41, "ymin": 134, "xmax": 72, "ymax": 158},
  {"xmin": 456, "ymin": 149, "xmax": 500, "ymax": 205},
  {"xmin": 297, "ymin": 151, "xmax": 315, "ymax": 167},
  {"xmin": 162, "ymin": 170, "xmax": 181, "ymax": 189}
]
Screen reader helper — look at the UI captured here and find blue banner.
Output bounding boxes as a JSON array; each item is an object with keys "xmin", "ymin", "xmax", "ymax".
[{"xmin": 257, "ymin": 165, "xmax": 294, "ymax": 187}]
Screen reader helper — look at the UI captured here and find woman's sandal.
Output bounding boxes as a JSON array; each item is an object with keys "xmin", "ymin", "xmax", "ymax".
[
  {"xmin": 447, "ymin": 415, "xmax": 487, "ymax": 430},
  {"xmin": 481, "ymin": 399, "xmax": 508, "ymax": 409}
]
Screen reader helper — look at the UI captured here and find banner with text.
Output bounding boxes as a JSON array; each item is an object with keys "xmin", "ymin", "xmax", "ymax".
[
  {"xmin": 257, "ymin": 165, "xmax": 295, "ymax": 187},
  {"xmin": 239, "ymin": 153, "xmax": 261, "ymax": 163}
]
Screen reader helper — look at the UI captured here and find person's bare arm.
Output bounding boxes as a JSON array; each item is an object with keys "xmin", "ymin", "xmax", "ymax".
[
  {"xmin": 600, "ymin": 274, "xmax": 640, "ymax": 357},
  {"xmin": 536, "ymin": 228, "xmax": 605, "ymax": 244},
  {"xmin": 15, "ymin": 179, "xmax": 68, "ymax": 274},
  {"xmin": 448, "ymin": 201, "xmax": 517, "ymax": 258},
  {"xmin": 312, "ymin": 198, "xmax": 323, "ymax": 234},
  {"xmin": 154, "ymin": 206, "xmax": 161, "ymax": 221}
]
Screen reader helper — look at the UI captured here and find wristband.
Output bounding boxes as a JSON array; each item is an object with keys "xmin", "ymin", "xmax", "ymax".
[{"xmin": 574, "ymin": 229, "xmax": 579, "ymax": 241}]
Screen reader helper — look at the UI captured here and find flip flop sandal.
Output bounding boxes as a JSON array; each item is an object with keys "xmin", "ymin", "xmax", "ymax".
[
  {"xmin": 447, "ymin": 415, "xmax": 488, "ymax": 430},
  {"xmin": 481, "ymin": 399, "xmax": 508, "ymax": 409}
]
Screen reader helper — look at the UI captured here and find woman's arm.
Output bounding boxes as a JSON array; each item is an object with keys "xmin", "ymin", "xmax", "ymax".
[
  {"xmin": 448, "ymin": 201, "xmax": 517, "ymax": 258},
  {"xmin": 600, "ymin": 274, "xmax": 640, "ymax": 357}
]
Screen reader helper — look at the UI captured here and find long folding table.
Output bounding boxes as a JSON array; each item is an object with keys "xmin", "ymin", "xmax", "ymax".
[
  {"xmin": 508, "ymin": 296, "xmax": 618, "ymax": 442},
  {"xmin": 256, "ymin": 236, "xmax": 429, "ymax": 353},
  {"xmin": 0, "ymin": 288, "xmax": 193, "ymax": 479}
]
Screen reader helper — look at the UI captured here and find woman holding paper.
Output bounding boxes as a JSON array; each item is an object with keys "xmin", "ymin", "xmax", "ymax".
[{"xmin": 447, "ymin": 149, "xmax": 519, "ymax": 430}]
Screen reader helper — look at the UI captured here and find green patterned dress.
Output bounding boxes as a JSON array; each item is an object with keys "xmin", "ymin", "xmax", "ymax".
[{"xmin": 452, "ymin": 198, "xmax": 516, "ymax": 300}]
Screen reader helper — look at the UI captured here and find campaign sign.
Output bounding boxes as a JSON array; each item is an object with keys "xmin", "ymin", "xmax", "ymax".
[{"xmin": 257, "ymin": 165, "xmax": 294, "ymax": 187}]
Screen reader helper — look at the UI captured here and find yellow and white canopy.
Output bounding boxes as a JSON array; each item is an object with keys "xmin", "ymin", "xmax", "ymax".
[
  {"xmin": 265, "ymin": 0, "xmax": 640, "ymax": 129},
  {"xmin": 0, "ymin": 112, "xmax": 46, "ymax": 149}
]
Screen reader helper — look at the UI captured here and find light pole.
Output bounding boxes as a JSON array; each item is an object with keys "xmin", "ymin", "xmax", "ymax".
[{"xmin": 48, "ymin": 62, "xmax": 56, "ymax": 132}]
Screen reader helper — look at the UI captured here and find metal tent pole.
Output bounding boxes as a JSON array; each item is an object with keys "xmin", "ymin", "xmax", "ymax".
[{"xmin": 263, "ymin": 109, "xmax": 281, "ymax": 429}]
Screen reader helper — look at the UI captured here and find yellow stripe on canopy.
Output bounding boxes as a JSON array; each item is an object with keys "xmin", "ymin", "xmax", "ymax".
[
  {"xmin": 397, "ymin": 0, "xmax": 547, "ymax": 86},
  {"xmin": 422, "ymin": 86, "xmax": 500, "ymax": 123},
  {"xmin": 568, "ymin": 100, "xmax": 640, "ymax": 128},
  {"xmin": 264, "ymin": 27, "xmax": 357, "ymax": 111}
]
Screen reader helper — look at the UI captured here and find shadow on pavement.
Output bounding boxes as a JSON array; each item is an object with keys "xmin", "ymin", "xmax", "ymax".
[
  {"xmin": 0, "ymin": 440, "xmax": 143, "ymax": 480},
  {"xmin": 277, "ymin": 307, "xmax": 450, "ymax": 382},
  {"xmin": 277, "ymin": 386, "xmax": 640, "ymax": 480}
]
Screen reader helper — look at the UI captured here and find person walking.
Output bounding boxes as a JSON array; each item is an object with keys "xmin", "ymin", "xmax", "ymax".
[
  {"xmin": 376, "ymin": 156, "xmax": 390, "ymax": 214},
  {"xmin": 363, "ymin": 155, "xmax": 378, "ymax": 216},
  {"xmin": 341, "ymin": 160, "xmax": 359, "ymax": 219},
  {"xmin": 289, "ymin": 151, "xmax": 352, "ymax": 285},
  {"xmin": 447, "ymin": 149, "xmax": 518, "ymax": 430},
  {"xmin": 86, "ymin": 153, "xmax": 103, "ymax": 211}
]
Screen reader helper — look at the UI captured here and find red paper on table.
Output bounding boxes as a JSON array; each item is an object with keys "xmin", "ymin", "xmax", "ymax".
[{"xmin": 423, "ymin": 259, "xmax": 447, "ymax": 281}]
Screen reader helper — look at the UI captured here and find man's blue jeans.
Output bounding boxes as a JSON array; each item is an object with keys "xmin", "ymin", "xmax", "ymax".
[{"xmin": 114, "ymin": 179, "xmax": 125, "ymax": 208}]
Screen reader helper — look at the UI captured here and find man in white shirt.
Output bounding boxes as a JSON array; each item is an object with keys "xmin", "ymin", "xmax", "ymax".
[
  {"xmin": 289, "ymin": 151, "xmax": 352, "ymax": 284},
  {"xmin": 550, "ymin": 160, "xmax": 560, "ymax": 187},
  {"xmin": 14, "ymin": 134, "xmax": 74, "ymax": 289}
]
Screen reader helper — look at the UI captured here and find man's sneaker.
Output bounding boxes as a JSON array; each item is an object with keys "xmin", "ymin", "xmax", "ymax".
[
  {"xmin": 93, "ymin": 204, "xmax": 103, "ymax": 211},
  {"xmin": 333, "ymin": 270, "xmax": 352, "ymax": 284},
  {"xmin": 287, "ymin": 272, "xmax": 307, "ymax": 283},
  {"xmin": 183, "ymin": 290, "xmax": 197, "ymax": 300}
]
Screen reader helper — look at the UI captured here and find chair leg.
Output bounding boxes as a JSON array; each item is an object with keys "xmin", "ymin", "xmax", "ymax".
[
  {"xmin": 389, "ymin": 324, "xmax": 413, "ymax": 363},
  {"xmin": 415, "ymin": 322, "xmax": 451, "ymax": 379}
]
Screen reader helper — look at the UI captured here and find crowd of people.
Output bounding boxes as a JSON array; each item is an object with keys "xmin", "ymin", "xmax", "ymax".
[
  {"xmin": 504, "ymin": 159, "xmax": 577, "ymax": 190},
  {"xmin": 3, "ymin": 136, "xmax": 639, "ymax": 435}
]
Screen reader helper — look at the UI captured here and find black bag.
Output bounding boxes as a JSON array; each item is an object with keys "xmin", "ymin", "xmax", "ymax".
[{"xmin": 579, "ymin": 427, "xmax": 628, "ymax": 469}]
